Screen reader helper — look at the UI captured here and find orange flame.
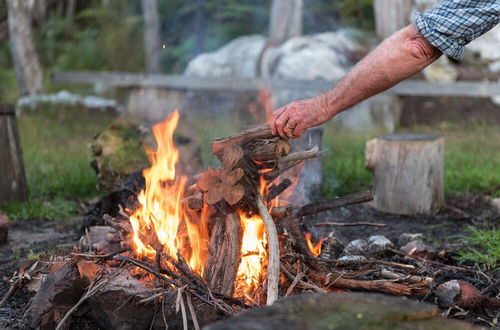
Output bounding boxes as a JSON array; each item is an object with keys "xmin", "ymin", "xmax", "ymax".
[
  {"xmin": 128, "ymin": 110, "xmax": 208, "ymax": 274},
  {"xmin": 234, "ymin": 213, "xmax": 268, "ymax": 302},
  {"xmin": 305, "ymin": 233, "xmax": 323, "ymax": 257}
]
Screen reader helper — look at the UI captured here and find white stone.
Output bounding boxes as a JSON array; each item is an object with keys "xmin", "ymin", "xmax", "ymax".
[
  {"xmin": 490, "ymin": 197, "xmax": 500, "ymax": 214},
  {"xmin": 339, "ymin": 255, "xmax": 367, "ymax": 262},
  {"xmin": 422, "ymin": 56, "xmax": 458, "ymax": 83},
  {"xmin": 368, "ymin": 235, "xmax": 394, "ymax": 251},
  {"xmin": 343, "ymin": 239, "xmax": 368, "ymax": 255},
  {"xmin": 398, "ymin": 233, "xmax": 424, "ymax": 246}
]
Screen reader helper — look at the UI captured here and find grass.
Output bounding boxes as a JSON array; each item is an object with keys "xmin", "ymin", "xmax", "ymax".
[
  {"xmin": 320, "ymin": 121, "xmax": 500, "ymax": 198},
  {"xmin": 0, "ymin": 105, "xmax": 116, "ymax": 222},
  {"xmin": 456, "ymin": 226, "xmax": 500, "ymax": 270}
]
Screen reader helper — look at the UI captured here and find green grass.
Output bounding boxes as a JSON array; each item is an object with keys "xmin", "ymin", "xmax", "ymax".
[
  {"xmin": 321, "ymin": 121, "xmax": 500, "ymax": 198},
  {"xmin": 0, "ymin": 105, "xmax": 116, "ymax": 222},
  {"xmin": 456, "ymin": 227, "xmax": 500, "ymax": 270}
]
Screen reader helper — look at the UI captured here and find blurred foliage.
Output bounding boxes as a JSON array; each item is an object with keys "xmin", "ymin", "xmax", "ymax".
[{"xmin": 456, "ymin": 226, "xmax": 500, "ymax": 270}]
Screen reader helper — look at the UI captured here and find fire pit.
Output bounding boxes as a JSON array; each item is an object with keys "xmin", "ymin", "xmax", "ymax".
[{"xmin": 18, "ymin": 111, "xmax": 495, "ymax": 329}]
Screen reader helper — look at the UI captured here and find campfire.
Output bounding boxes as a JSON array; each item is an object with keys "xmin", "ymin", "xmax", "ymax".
[{"xmin": 26, "ymin": 110, "xmax": 484, "ymax": 330}]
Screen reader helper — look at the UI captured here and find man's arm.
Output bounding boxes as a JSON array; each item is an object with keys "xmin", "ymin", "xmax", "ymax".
[{"xmin": 271, "ymin": 24, "xmax": 442, "ymax": 138}]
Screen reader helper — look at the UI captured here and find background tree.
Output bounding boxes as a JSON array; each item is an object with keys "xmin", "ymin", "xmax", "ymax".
[
  {"xmin": 269, "ymin": 0, "xmax": 303, "ymax": 46},
  {"xmin": 6, "ymin": 0, "xmax": 44, "ymax": 96},
  {"xmin": 141, "ymin": 0, "xmax": 161, "ymax": 73}
]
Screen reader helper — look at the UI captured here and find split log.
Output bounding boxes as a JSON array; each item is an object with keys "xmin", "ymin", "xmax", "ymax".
[
  {"xmin": 203, "ymin": 213, "xmax": 242, "ymax": 297},
  {"xmin": 0, "ymin": 105, "xmax": 27, "ymax": 202},
  {"xmin": 266, "ymin": 178, "xmax": 292, "ymax": 203},
  {"xmin": 270, "ymin": 190, "xmax": 373, "ymax": 219},
  {"xmin": 211, "ymin": 124, "xmax": 275, "ymax": 156},
  {"xmin": 366, "ymin": 133, "xmax": 444, "ymax": 215}
]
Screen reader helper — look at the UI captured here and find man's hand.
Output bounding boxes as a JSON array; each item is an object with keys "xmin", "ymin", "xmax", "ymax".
[{"xmin": 270, "ymin": 95, "xmax": 331, "ymax": 139}]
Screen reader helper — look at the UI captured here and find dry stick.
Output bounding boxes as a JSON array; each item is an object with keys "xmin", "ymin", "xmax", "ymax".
[
  {"xmin": 380, "ymin": 268, "xmax": 433, "ymax": 285},
  {"xmin": 114, "ymin": 255, "xmax": 233, "ymax": 315},
  {"xmin": 280, "ymin": 264, "xmax": 327, "ymax": 293},
  {"xmin": 284, "ymin": 272, "xmax": 304, "ymax": 297},
  {"xmin": 70, "ymin": 248, "xmax": 129, "ymax": 260},
  {"xmin": 314, "ymin": 221, "xmax": 387, "ymax": 227},
  {"xmin": 291, "ymin": 253, "xmax": 415, "ymax": 270},
  {"xmin": 186, "ymin": 293, "xmax": 201, "ymax": 330},
  {"xmin": 266, "ymin": 178, "xmax": 292, "ymax": 203},
  {"xmin": 278, "ymin": 146, "xmax": 322, "ymax": 164},
  {"xmin": 256, "ymin": 194, "xmax": 280, "ymax": 305},
  {"xmin": 270, "ymin": 190, "xmax": 373, "ymax": 219},
  {"xmin": 175, "ymin": 286, "xmax": 188, "ymax": 330}
]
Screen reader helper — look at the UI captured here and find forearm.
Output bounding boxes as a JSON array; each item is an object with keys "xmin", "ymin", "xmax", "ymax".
[{"xmin": 320, "ymin": 25, "xmax": 442, "ymax": 118}]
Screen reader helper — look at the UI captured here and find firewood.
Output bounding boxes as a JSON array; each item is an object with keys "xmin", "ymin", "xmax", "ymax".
[
  {"xmin": 256, "ymin": 195, "xmax": 279, "ymax": 305},
  {"xmin": 270, "ymin": 190, "xmax": 373, "ymax": 219},
  {"xmin": 266, "ymin": 178, "xmax": 292, "ymax": 203},
  {"xmin": 203, "ymin": 213, "xmax": 242, "ymax": 297},
  {"xmin": 310, "ymin": 272, "xmax": 428, "ymax": 296},
  {"xmin": 262, "ymin": 147, "xmax": 323, "ymax": 181},
  {"xmin": 211, "ymin": 124, "xmax": 275, "ymax": 156}
]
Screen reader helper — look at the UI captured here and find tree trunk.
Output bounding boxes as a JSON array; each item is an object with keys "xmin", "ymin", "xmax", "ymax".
[
  {"xmin": 141, "ymin": 0, "xmax": 161, "ymax": 74},
  {"xmin": 6, "ymin": 0, "xmax": 44, "ymax": 96},
  {"xmin": 365, "ymin": 133, "xmax": 445, "ymax": 215},
  {"xmin": 269, "ymin": 0, "xmax": 303, "ymax": 46},
  {"xmin": 0, "ymin": 105, "xmax": 28, "ymax": 202}
]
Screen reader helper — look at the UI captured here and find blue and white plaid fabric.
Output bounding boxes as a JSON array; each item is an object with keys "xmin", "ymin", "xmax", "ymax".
[{"xmin": 413, "ymin": 0, "xmax": 500, "ymax": 59}]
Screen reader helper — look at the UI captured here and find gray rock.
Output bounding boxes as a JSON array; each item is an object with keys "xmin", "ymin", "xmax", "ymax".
[
  {"xmin": 400, "ymin": 241, "xmax": 435, "ymax": 257},
  {"xmin": 0, "ymin": 212, "xmax": 9, "ymax": 243},
  {"xmin": 398, "ymin": 233, "xmax": 424, "ymax": 246},
  {"xmin": 204, "ymin": 292, "xmax": 476, "ymax": 330},
  {"xmin": 422, "ymin": 56, "xmax": 458, "ymax": 83},
  {"xmin": 490, "ymin": 197, "xmax": 500, "ymax": 214},
  {"xmin": 367, "ymin": 235, "xmax": 394, "ymax": 251},
  {"xmin": 343, "ymin": 239, "xmax": 368, "ymax": 255},
  {"xmin": 435, "ymin": 280, "xmax": 479, "ymax": 308}
]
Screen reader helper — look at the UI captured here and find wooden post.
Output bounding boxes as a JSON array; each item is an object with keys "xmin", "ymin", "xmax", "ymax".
[
  {"xmin": 373, "ymin": 0, "xmax": 413, "ymax": 39},
  {"xmin": 0, "ymin": 105, "xmax": 28, "ymax": 202},
  {"xmin": 365, "ymin": 133, "xmax": 444, "ymax": 215}
]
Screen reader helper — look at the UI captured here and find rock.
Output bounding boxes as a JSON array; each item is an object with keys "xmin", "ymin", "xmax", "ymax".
[
  {"xmin": 91, "ymin": 118, "xmax": 204, "ymax": 191},
  {"xmin": 186, "ymin": 35, "xmax": 267, "ymax": 78},
  {"xmin": 318, "ymin": 234, "xmax": 344, "ymax": 260},
  {"xmin": 400, "ymin": 241, "xmax": 435, "ymax": 258},
  {"xmin": 367, "ymin": 235, "xmax": 394, "ymax": 251},
  {"xmin": 422, "ymin": 56, "xmax": 458, "ymax": 83},
  {"xmin": 398, "ymin": 233, "xmax": 424, "ymax": 246},
  {"xmin": 27, "ymin": 261, "xmax": 90, "ymax": 329},
  {"xmin": 204, "ymin": 292, "xmax": 477, "ymax": 330},
  {"xmin": 78, "ymin": 226, "xmax": 121, "ymax": 254},
  {"xmin": 0, "ymin": 212, "xmax": 10, "ymax": 243},
  {"xmin": 490, "ymin": 197, "xmax": 500, "ymax": 214},
  {"xmin": 436, "ymin": 280, "xmax": 480, "ymax": 307},
  {"xmin": 338, "ymin": 255, "xmax": 367, "ymax": 262},
  {"xmin": 343, "ymin": 239, "xmax": 368, "ymax": 255}
]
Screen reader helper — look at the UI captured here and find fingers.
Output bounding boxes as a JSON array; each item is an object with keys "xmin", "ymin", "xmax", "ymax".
[{"xmin": 271, "ymin": 106, "xmax": 288, "ymax": 136}]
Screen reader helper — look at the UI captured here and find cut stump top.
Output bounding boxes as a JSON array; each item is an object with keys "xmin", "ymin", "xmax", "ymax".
[{"xmin": 379, "ymin": 133, "xmax": 443, "ymax": 142}]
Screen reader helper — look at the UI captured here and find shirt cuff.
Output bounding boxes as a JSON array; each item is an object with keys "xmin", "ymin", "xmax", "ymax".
[{"xmin": 412, "ymin": 12, "xmax": 464, "ymax": 60}]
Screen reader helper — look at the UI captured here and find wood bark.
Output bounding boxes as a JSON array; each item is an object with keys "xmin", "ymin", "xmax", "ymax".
[
  {"xmin": 141, "ymin": 0, "xmax": 161, "ymax": 74},
  {"xmin": 6, "ymin": 0, "xmax": 44, "ymax": 96},
  {"xmin": 203, "ymin": 213, "xmax": 241, "ymax": 297},
  {"xmin": 0, "ymin": 105, "xmax": 27, "ymax": 202},
  {"xmin": 365, "ymin": 134, "xmax": 444, "ymax": 215},
  {"xmin": 269, "ymin": 0, "xmax": 303, "ymax": 46}
]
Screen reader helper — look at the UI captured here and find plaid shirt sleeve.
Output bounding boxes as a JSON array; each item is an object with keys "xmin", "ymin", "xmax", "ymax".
[{"xmin": 413, "ymin": 0, "xmax": 500, "ymax": 59}]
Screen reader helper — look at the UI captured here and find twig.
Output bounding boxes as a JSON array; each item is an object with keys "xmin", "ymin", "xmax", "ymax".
[
  {"xmin": 70, "ymin": 248, "xmax": 128, "ymax": 260},
  {"xmin": 56, "ymin": 272, "xmax": 113, "ymax": 330},
  {"xmin": 380, "ymin": 268, "xmax": 433, "ymax": 285},
  {"xmin": 186, "ymin": 293, "xmax": 201, "ymax": 330},
  {"xmin": 175, "ymin": 286, "xmax": 188, "ymax": 330},
  {"xmin": 256, "ymin": 194, "xmax": 280, "ymax": 305},
  {"xmin": 284, "ymin": 271, "xmax": 304, "ymax": 297},
  {"xmin": 288, "ymin": 253, "xmax": 415, "ymax": 270},
  {"xmin": 314, "ymin": 221, "xmax": 387, "ymax": 227},
  {"xmin": 280, "ymin": 264, "xmax": 327, "ymax": 293},
  {"xmin": 278, "ymin": 147, "xmax": 322, "ymax": 164}
]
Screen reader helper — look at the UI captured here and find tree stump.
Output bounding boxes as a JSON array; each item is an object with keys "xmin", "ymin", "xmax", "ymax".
[
  {"xmin": 0, "ymin": 105, "xmax": 27, "ymax": 202},
  {"xmin": 365, "ymin": 133, "xmax": 444, "ymax": 215}
]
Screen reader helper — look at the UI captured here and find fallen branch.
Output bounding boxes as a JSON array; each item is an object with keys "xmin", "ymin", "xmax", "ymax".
[
  {"xmin": 310, "ymin": 272, "xmax": 428, "ymax": 296},
  {"xmin": 271, "ymin": 190, "xmax": 373, "ymax": 219},
  {"xmin": 256, "ymin": 194, "xmax": 279, "ymax": 305},
  {"xmin": 314, "ymin": 221, "xmax": 387, "ymax": 227},
  {"xmin": 280, "ymin": 264, "xmax": 327, "ymax": 293}
]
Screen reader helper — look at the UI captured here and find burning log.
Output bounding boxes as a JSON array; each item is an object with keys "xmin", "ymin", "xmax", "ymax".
[{"xmin": 204, "ymin": 213, "xmax": 242, "ymax": 297}]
